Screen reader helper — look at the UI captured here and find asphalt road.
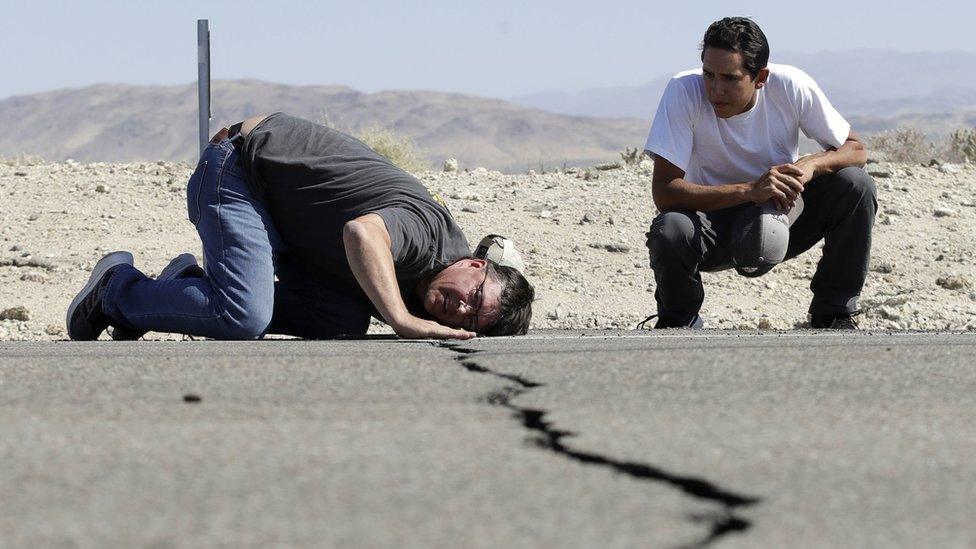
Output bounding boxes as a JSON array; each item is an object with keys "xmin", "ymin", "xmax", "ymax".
[{"xmin": 1, "ymin": 331, "xmax": 974, "ymax": 548}]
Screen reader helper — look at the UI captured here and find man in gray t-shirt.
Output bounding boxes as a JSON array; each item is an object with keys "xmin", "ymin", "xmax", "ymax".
[{"xmin": 66, "ymin": 114, "xmax": 534, "ymax": 341}]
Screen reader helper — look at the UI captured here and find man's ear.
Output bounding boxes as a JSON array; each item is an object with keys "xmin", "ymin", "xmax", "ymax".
[
  {"xmin": 755, "ymin": 67, "xmax": 770, "ymax": 89},
  {"xmin": 469, "ymin": 258, "xmax": 488, "ymax": 269}
]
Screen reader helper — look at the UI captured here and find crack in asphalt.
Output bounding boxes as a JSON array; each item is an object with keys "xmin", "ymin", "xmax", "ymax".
[{"xmin": 444, "ymin": 343, "xmax": 760, "ymax": 548}]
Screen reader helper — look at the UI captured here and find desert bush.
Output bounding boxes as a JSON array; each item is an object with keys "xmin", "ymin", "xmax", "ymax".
[
  {"xmin": 867, "ymin": 127, "xmax": 936, "ymax": 164},
  {"xmin": 1, "ymin": 154, "xmax": 45, "ymax": 166},
  {"xmin": 947, "ymin": 128, "xmax": 976, "ymax": 162},
  {"xmin": 354, "ymin": 127, "xmax": 429, "ymax": 173}
]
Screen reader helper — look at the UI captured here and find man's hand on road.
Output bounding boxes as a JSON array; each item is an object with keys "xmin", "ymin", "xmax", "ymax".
[
  {"xmin": 392, "ymin": 315, "xmax": 476, "ymax": 340},
  {"xmin": 750, "ymin": 164, "xmax": 805, "ymax": 211}
]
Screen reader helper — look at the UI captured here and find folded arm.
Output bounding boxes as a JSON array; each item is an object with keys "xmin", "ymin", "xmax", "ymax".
[{"xmin": 650, "ymin": 154, "xmax": 805, "ymax": 213}]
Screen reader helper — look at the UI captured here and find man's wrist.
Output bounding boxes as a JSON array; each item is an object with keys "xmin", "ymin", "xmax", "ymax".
[
  {"xmin": 736, "ymin": 181, "xmax": 756, "ymax": 203},
  {"xmin": 799, "ymin": 155, "xmax": 825, "ymax": 179},
  {"xmin": 387, "ymin": 309, "xmax": 416, "ymax": 331}
]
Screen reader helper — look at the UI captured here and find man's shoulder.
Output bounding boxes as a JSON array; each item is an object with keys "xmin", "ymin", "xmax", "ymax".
[
  {"xmin": 669, "ymin": 68, "xmax": 704, "ymax": 86},
  {"xmin": 767, "ymin": 63, "xmax": 819, "ymax": 90},
  {"xmin": 661, "ymin": 69, "xmax": 705, "ymax": 103}
]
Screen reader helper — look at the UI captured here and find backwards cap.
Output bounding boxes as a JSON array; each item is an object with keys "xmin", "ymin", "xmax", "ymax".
[{"xmin": 475, "ymin": 234, "xmax": 526, "ymax": 273}]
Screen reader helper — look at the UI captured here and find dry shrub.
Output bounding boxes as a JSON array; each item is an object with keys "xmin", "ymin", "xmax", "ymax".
[
  {"xmin": 867, "ymin": 127, "xmax": 936, "ymax": 164},
  {"xmin": 947, "ymin": 128, "xmax": 976, "ymax": 163},
  {"xmin": 1, "ymin": 154, "xmax": 45, "ymax": 167},
  {"xmin": 354, "ymin": 127, "xmax": 429, "ymax": 173}
]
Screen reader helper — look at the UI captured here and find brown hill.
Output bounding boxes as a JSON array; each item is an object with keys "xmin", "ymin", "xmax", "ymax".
[{"xmin": 0, "ymin": 80, "xmax": 648, "ymax": 173}]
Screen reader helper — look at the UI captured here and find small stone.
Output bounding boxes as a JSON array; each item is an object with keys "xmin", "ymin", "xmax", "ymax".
[
  {"xmin": 877, "ymin": 306, "xmax": 902, "ymax": 320},
  {"xmin": 547, "ymin": 305, "xmax": 564, "ymax": 321},
  {"xmin": 758, "ymin": 318, "xmax": 773, "ymax": 329},
  {"xmin": 933, "ymin": 207, "xmax": 956, "ymax": 218},
  {"xmin": 868, "ymin": 170, "xmax": 892, "ymax": 178},
  {"xmin": 938, "ymin": 164, "xmax": 961, "ymax": 174},
  {"xmin": 44, "ymin": 325, "xmax": 64, "ymax": 336},
  {"xmin": 580, "ymin": 212, "xmax": 596, "ymax": 224},
  {"xmin": 871, "ymin": 261, "xmax": 895, "ymax": 274},
  {"xmin": 13, "ymin": 171, "xmax": 27, "ymax": 177},
  {"xmin": 9, "ymin": 245, "xmax": 22, "ymax": 252},
  {"xmin": 461, "ymin": 205, "xmax": 481, "ymax": 213},
  {"xmin": 936, "ymin": 275, "xmax": 971, "ymax": 290},
  {"xmin": 0, "ymin": 306, "xmax": 30, "ymax": 321},
  {"xmin": 584, "ymin": 170, "xmax": 600, "ymax": 181},
  {"xmin": 20, "ymin": 272, "xmax": 48, "ymax": 283},
  {"xmin": 442, "ymin": 158, "xmax": 459, "ymax": 172},
  {"xmin": 28, "ymin": 214, "xmax": 39, "ymax": 221},
  {"xmin": 95, "ymin": 184, "xmax": 109, "ymax": 193},
  {"xmin": 589, "ymin": 242, "xmax": 631, "ymax": 253},
  {"xmin": 539, "ymin": 210, "xmax": 553, "ymax": 219},
  {"xmin": 183, "ymin": 394, "xmax": 202, "ymax": 403}
]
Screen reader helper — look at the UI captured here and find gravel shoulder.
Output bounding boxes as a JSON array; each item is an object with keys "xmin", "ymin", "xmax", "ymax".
[{"xmin": 1, "ymin": 156, "xmax": 974, "ymax": 340}]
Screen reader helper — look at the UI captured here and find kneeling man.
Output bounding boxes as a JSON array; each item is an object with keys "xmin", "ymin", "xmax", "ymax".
[
  {"xmin": 68, "ymin": 113, "xmax": 534, "ymax": 340},
  {"xmin": 644, "ymin": 17, "xmax": 876, "ymax": 329}
]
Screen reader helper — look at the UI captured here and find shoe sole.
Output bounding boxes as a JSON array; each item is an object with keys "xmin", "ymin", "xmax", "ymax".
[
  {"xmin": 110, "ymin": 253, "xmax": 202, "ymax": 341},
  {"xmin": 66, "ymin": 251, "xmax": 134, "ymax": 340},
  {"xmin": 157, "ymin": 253, "xmax": 201, "ymax": 281}
]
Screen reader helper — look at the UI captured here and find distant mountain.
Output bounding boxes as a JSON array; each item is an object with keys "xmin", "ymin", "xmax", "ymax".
[
  {"xmin": 0, "ymin": 80, "xmax": 648, "ymax": 172},
  {"xmin": 511, "ymin": 50, "xmax": 976, "ymax": 131}
]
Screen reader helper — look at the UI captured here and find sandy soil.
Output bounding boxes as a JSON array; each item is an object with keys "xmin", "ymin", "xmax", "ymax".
[{"xmin": 1, "ymin": 155, "xmax": 974, "ymax": 340}]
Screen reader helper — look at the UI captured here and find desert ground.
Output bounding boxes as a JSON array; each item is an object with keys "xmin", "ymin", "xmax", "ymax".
[{"xmin": 1, "ymin": 154, "xmax": 974, "ymax": 340}]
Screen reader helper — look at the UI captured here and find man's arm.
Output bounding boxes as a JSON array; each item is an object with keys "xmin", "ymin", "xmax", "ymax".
[
  {"xmin": 343, "ymin": 214, "xmax": 474, "ymax": 340},
  {"xmin": 794, "ymin": 132, "xmax": 868, "ymax": 184},
  {"xmin": 650, "ymin": 154, "xmax": 805, "ymax": 213}
]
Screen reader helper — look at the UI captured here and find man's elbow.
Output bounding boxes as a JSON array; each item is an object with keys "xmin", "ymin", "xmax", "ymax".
[
  {"xmin": 652, "ymin": 186, "xmax": 678, "ymax": 212},
  {"xmin": 342, "ymin": 219, "xmax": 368, "ymax": 246}
]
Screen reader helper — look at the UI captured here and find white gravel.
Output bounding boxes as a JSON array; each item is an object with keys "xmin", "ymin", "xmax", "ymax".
[{"xmin": 1, "ymin": 155, "xmax": 974, "ymax": 340}]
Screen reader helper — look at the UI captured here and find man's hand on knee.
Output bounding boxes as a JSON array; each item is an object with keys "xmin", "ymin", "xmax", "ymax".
[{"xmin": 750, "ymin": 164, "xmax": 805, "ymax": 211}]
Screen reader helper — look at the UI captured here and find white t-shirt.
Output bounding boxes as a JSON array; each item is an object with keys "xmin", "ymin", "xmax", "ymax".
[{"xmin": 644, "ymin": 63, "xmax": 851, "ymax": 186}]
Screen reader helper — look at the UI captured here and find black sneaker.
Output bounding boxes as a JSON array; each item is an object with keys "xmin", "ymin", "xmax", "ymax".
[
  {"xmin": 66, "ymin": 251, "xmax": 134, "ymax": 340},
  {"xmin": 810, "ymin": 311, "xmax": 861, "ymax": 329},
  {"xmin": 110, "ymin": 253, "xmax": 205, "ymax": 341},
  {"xmin": 637, "ymin": 313, "xmax": 704, "ymax": 330}
]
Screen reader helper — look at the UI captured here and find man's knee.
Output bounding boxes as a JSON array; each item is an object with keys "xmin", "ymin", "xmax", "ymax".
[
  {"xmin": 835, "ymin": 166, "xmax": 877, "ymax": 202},
  {"xmin": 646, "ymin": 211, "xmax": 701, "ymax": 267},
  {"xmin": 219, "ymin": 294, "xmax": 274, "ymax": 340}
]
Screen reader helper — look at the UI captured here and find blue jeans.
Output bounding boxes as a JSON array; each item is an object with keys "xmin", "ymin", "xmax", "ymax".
[{"xmin": 102, "ymin": 139, "xmax": 372, "ymax": 339}]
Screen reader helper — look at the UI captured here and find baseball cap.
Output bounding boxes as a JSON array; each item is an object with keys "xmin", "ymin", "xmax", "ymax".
[
  {"xmin": 731, "ymin": 198, "xmax": 803, "ymax": 278},
  {"xmin": 475, "ymin": 234, "xmax": 526, "ymax": 273}
]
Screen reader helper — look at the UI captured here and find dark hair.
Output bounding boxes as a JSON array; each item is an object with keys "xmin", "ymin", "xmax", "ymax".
[
  {"xmin": 700, "ymin": 17, "xmax": 769, "ymax": 79},
  {"xmin": 483, "ymin": 262, "xmax": 534, "ymax": 336}
]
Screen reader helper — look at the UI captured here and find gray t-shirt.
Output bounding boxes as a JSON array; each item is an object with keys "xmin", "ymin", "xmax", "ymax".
[{"xmin": 239, "ymin": 113, "xmax": 470, "ymax": 292}]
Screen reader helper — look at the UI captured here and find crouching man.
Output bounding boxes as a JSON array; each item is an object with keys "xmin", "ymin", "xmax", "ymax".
[
  {"xmin": 643, "ymin": 17, "xmax": 876, "ymax": 329},
  {"xmin": 67, "ymin": 113, "xmax": 534, "ymax": 340}
]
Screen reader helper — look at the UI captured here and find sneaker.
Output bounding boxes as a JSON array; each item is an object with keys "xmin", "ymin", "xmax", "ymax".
[
  {"xmin": 66, "ymin": 251, "xmax": 134, "ymax": 340},
  {"xmin": 636, "ymin": 313, "xmax": 704, "ymax": 330},
  {"xmin": 810, "ymin": 311, "xmax": 861, "ymax": 329},
  {"xmin": 110, "ymin": 253, "xmax": 204, "ymax": 341}
]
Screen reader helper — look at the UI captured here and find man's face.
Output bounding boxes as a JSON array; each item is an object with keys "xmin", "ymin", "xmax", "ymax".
[
  {"xmin": 701, "ymin": 48, "xmax": 767, "ymax": 118},
  {"xmin": 420, "ymin": 258, "xmax": 502, "ymax": 332}
]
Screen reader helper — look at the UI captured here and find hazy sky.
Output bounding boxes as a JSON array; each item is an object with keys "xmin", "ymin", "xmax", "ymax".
[{"xmin": 2, "ymin": 0, "xmax": 974, "ymax": 100}]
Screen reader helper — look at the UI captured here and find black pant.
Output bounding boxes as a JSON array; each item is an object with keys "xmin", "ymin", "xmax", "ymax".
[{"xmin": 645, "ymin": 167, "xmax": 877, "ymax": 323}]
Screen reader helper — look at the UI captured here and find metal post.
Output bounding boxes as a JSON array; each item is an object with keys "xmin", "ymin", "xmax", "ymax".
[
  {"xmin": 197, "ymin": 19, "xmax": 210, "ymax": 155},
  {"xmin": 197, "ymin": 20, "xmax": 210, "ymax": 271}
]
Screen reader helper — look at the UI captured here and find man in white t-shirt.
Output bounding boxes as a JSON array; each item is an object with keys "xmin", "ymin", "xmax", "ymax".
[{"xmin": 643, "ymin": 16, "xmax": 876, "ymax": 329}]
